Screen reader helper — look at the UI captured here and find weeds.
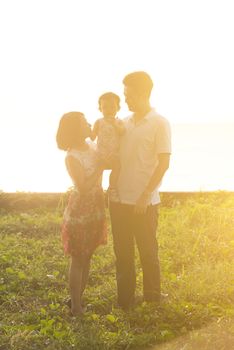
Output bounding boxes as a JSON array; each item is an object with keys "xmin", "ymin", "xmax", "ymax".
[{"xmin": 0, "ymin": 192, "xmax": 233, "ymax": 349}]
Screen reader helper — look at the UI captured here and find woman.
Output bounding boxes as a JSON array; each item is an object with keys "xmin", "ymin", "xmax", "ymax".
[{"xmin": 56, "ymin": 112, "xmax": 107, "ymax": 316}]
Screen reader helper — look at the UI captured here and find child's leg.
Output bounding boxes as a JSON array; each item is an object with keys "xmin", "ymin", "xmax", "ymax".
[{"xmin": 69, "ymin": 255, "xmax": 83, "ymax": 315}]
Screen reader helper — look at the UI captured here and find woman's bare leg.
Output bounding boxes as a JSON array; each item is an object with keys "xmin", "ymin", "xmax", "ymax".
[
  {"xmin": 80, "ymin": 257, "xmax": 91, "ymax": 298},
  {"xmin": 69, "ymin": 255, "xmax": 83, "ymax": 315}
]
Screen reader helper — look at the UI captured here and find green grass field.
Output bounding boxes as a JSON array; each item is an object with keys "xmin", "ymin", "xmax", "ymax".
[{"xmin": 0, "ymin": 192, "xmax": 234, "ymax": 349}]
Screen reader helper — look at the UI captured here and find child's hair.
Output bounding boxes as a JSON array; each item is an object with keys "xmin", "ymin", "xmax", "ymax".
[
  {"xmin": 123, "ymin": 71, "xmax": 153, "ymax": 97},
  {"xmin": 56, "ymin": 111, "xmax": 84, "ymax": 151},
  {"xmin": 98, "ymin": 92, "xmax": 120, "ymax": 109}
]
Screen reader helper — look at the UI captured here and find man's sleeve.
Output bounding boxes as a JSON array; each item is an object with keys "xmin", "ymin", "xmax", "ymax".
[{"xmin": 155, "ymin": 118, "xmax": 172, "ymax": 154}]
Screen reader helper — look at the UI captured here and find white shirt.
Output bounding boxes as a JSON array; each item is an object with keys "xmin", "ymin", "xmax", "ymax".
[{"xmin": 117, "ymin": 108, "xmax": 171, "ymax": 205}]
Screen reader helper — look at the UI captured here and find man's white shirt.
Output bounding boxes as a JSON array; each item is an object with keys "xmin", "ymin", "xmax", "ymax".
[{"xmin": 117, "ymin": 108, "xmax": 171, "ymax": 205}]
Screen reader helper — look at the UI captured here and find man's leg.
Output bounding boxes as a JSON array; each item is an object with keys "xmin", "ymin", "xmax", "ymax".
[
  {"xmin": 134, "ymin": 205, "xmax": 161, "ymax": 302},
  {"xmin": 109, "ymin": 202, "xmax": 135, "ymax": 309}
]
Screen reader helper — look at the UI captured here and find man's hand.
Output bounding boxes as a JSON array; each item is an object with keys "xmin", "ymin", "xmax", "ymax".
[{"xmin": 134, "ymin": 191, "xmax": 151, "ymax": 214}]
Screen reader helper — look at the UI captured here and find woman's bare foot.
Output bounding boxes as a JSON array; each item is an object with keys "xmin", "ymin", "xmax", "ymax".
[{"xmin": 71, "ymin": 305, "xmax": 84, "ymax": 317}]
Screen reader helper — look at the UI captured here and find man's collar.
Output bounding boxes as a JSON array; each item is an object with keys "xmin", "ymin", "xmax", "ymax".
[{"xmin": 129, "ymin": 108, "xmax": 156, "ymax": 123}]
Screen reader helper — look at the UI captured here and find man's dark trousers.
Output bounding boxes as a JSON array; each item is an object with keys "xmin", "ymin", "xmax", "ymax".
[{"xmin": 109, "ymin": 202, "xmax": 160, "ymax": 309}]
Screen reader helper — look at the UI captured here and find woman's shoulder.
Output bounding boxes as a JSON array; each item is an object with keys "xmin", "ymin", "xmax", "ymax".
[
  {"xmin": 66, "ymin": 149, "xmax": 82, "ymax": 164},
  {"xmin": 67, "ymin": 141, "xmax": 96, "ymax": 155},
  {"xmin": 68, "ymin": 143, "xmax": 98, "ymax": 163}
]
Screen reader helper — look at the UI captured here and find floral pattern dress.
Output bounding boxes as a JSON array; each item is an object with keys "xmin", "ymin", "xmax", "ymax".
[{"xmin": 61, "ymin": 143, "xmax": 107, "ymax": 259}]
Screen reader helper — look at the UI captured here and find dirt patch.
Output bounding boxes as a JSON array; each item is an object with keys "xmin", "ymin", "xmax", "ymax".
[{"xmin": 149, "ymin": 318, "xmax": 234, "ymax": 350}]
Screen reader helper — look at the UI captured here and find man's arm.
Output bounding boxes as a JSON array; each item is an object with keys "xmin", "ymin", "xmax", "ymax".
[{"xmin": 134, "ymin": 153, "xmax": 170, "ymax": 214}]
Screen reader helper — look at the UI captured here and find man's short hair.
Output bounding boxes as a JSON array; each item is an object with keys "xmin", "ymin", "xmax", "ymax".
[
  {"xmin": 98, "ymin": 92, "xmax": 120, "ymax": 108},
  {"xmin": 123, "ymin": 71, "xmax": 153, "ymax": 97}
]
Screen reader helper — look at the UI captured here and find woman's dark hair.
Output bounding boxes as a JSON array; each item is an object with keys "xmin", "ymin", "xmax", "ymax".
[
  {"xmin": 123, "ymin": 71, "xmax": 153, "ymax": 97},
  {"xmin": 98, "ymin": 92, "xmax": 120, "ymax": 109},
  {"xmin": 56, "ymin": 112, "xmax": 84, "ymax": 151}
]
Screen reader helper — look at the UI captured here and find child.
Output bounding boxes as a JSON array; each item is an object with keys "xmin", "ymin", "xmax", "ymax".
[
  {"xmin": 56, "ymin": 112, "xmax": 107, "ymax": 316},
  {"xmin": 91, "ymin": 92, "xmax": 125, "ymax": 201}
]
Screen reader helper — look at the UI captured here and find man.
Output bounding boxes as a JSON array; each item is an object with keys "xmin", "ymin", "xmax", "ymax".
[{"xmin": 109, "ymin": 71, "xmax": 171, "ymax": 310}]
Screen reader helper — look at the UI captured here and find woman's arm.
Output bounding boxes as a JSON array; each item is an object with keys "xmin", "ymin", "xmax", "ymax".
[{"xmin": 65, "ymin": 155, "xmax": 103, "ymax": 194}]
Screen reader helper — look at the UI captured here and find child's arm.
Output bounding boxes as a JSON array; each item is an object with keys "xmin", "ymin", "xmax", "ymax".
[
  {"xmin": 90, "ymin": 119, "xmax": 100, "ymax": 141},
  {"xmin": 114, "ymin": 119, "xmax": 125, "ymax": 136}
]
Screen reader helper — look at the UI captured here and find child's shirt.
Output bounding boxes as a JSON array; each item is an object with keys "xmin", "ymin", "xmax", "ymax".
[{"xmin": 96, "ymin": 118, "xmax": 120, "ymax": 160}]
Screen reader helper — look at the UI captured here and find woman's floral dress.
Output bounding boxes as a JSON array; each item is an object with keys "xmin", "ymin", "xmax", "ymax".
[{"xmin": 62, "ymin": 143, "xmax": 107, "ymax": 259}]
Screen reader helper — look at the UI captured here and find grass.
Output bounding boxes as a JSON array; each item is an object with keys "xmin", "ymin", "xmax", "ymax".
[{"xmin": 0, "ymin": 192, "xmax": 234, "ymax": 349}]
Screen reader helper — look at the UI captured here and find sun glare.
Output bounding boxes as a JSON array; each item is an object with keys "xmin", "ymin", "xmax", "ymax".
[{"xmin": 0, "ymin": 0, "xmax": 234, "ymax": 192}]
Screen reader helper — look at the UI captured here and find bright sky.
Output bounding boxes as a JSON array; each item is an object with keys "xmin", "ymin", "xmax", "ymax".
[{"xmin": 1, "ymin": 0, "xmax": 234, "ymax": 192}]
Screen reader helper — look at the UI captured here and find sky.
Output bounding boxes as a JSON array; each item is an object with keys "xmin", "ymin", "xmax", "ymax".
[{"xmin": 0, "ymin": 0, "xmax": 234, "ymax": 192}]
